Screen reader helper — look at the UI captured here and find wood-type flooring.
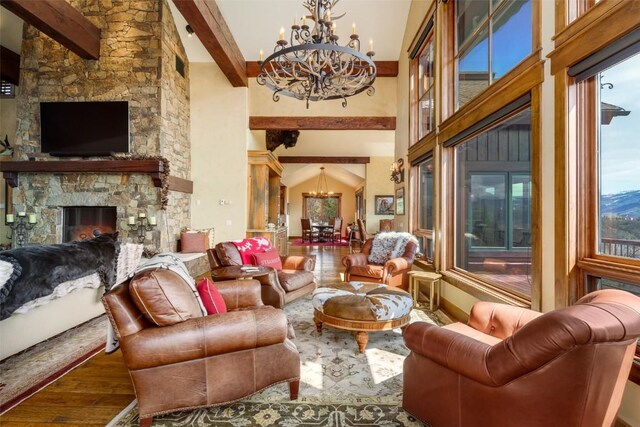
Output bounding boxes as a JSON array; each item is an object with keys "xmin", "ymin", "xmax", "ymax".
[{"xmin": 0, "ymin": 243, "xmax": 351, "ymax": 426}]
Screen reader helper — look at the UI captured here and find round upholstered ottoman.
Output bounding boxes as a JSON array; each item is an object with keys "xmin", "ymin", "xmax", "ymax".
[{"xmin": 311, "ymin": 281, "xmax": 413, "ymax": 353}]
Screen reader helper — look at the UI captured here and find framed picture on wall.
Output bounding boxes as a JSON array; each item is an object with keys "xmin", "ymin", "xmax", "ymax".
[
  {"xmin": 374, "ymin": 195, "xmax": 394, "ymax": 215},
  {"xmin": 395, "ymin": 187, "xmax": 405, "ymax": 215}
]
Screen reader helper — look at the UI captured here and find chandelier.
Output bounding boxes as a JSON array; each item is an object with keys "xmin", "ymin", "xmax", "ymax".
[
  {"xmin": 311, "ymin": 167, "xmax": 334, "ymax": 197},
  {"xmin": 257, "ymin": 0, "xmax": 377, "ymax": 108}
]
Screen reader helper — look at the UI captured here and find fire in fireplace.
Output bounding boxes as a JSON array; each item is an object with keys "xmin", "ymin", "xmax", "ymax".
[{"xmin": 63, "ymin": 206, "xmax": 117, "ymax": 242}]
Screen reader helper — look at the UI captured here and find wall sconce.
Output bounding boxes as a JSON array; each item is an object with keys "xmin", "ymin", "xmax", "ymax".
[
  {"xmin": 6, "ymin": 211, "xmax": 37, "ymax": 247},
  {"xmin": 186, "ymin": 25, "xmax": 194, "ymax": 37},
  {"xmin": 127, "ymin": 212, "xmax": 157, "ymax": 244},
  {"xmin": 390, "ymin": 158, "xmax": 404, "ymax": 184}
]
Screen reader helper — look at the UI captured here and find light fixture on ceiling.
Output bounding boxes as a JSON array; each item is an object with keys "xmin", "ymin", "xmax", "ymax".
[
  {"xmin": 390, "ymin": 158, "xmax": 404, "ymax": 184},
  {"xmin": 257, "ymin": 0, "xmax": 377, "ymax": 109},
  {"xmin": 311, "ymin": 167, "xmax": 334, "ymax": 198},
  {"xmin": 186, "ymin": 25, "xmax": 194, "ymax": 37}
]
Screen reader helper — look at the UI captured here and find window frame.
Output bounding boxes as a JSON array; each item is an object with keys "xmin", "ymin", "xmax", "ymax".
[
  {"xmin": 409, "ymin": 14, "xmax": 437, "ymax": 147},
  {"xmin": 413, "ymin": 153, "xmax": 436, "ymax": 265},
  {"xmin": 550, "ymin": 0, "xmax": 640, "ymax": 384},
  {"xmin": 302, "ymin": 193, "xmax": 342, "ymax": 223}
]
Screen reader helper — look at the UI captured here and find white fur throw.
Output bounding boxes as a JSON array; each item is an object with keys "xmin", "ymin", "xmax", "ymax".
[{"xmin": 368, "ymin": 232, "xmax": 418, "ymax": 265}]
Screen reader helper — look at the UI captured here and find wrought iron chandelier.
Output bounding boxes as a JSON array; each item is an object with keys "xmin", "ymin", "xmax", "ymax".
[
  {"xmin": 257, "ymin": 0, "xmax": 377, "ymax": 108},
  {"xmin": 311, "ymin": 167, "xmax": 334, "ymax": 198}
]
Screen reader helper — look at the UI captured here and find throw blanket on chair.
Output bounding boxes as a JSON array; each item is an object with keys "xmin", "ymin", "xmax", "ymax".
[
  {"xmin": 368, "ymin": 232, "xmax": 418, "ymax": 265},
  {"xmin": 0, "ymin": 233, "xmax": 121, "ymax": 320},
  {"xmin": 231, "ymin": 237, "xmax": 272, "ymax": 264}
]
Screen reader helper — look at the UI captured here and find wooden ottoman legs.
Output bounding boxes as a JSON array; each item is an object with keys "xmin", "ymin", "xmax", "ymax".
[
  {"xmin": 356, "ymin": 331, "xmax": 368, "ymax": 353},
  {"xmin": 315, "ymin": 320, "xmax": 323, "ymax": 333}
]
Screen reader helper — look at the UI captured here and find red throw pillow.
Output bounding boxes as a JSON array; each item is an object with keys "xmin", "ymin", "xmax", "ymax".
[
  {"xmin": 181, "ymin": 231, "xmax": 207, "ymax": 253},
  {"xmin": 251, "ymin": 247, "xmax": 283, "ymax": 270},
  {"xmin": 231, "ymin": 237, "xmax": 272, "ymax": 264},
  {"xmin": 196, "ymin": 278, "xmax": 227, "ymax": 315}
]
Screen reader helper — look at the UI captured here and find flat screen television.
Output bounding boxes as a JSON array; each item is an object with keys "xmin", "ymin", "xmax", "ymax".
[{"xmin": 40, "ymin": 101, "xmax": 130, "ymax": 156}]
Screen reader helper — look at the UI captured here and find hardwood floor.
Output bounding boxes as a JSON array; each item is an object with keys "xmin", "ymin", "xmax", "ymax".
[{"xmin": 0, "ymin": 242, "xmax": 352, "ymax": 426}]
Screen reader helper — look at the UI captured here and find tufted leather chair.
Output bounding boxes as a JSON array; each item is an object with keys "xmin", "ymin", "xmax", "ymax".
[
  {"xmin": 402, "ymin": 289, "xmax": 640, "ymax": 427},
  {"xmin": 208, "ymin": 242, "xmax": 316, "ymax": 308},
  {"xmin": 342, "ymin": 238, "xmax": 418, "ymax": 291},
  {"xmin": 103, "ymin": 272, "xmax": 300, "ymax": 427}
]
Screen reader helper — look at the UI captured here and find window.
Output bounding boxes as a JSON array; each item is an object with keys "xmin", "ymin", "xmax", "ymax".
[
  {"xmin": 410, "ymin": 17, "xmax": 435, "ymax": 145},
  {"xmin": 303, "ymin": 195, "xmax": 341, "ymax": 224},
  {"xmin": 455, "ymin": 0, "xmax": 532, "ymax": 109},
  {"xmin": 453, "ymin": 107, "xmax": 532, "ymax": 297},
  {"xmin": 415, "ymin": 156, "xmax": 435, "ymax": 262}
]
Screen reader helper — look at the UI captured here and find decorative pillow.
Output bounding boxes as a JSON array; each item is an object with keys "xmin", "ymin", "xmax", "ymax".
[
  {"xmin": 181, "ymin": 227, "xmax": 215, "ymax": 249},
  {"xmin": 197, "ymin": 278, "xmax": 227, "ymax": 315},
  {"xmin": 180, "ymin": 231, "xmax": 207, "ymax": 253},
  {"xmin": 252, "ymin": 247, "xmax": 283, "ymax": 270},
  {"xmin": 231, "ymin": 237, "xmax": 272, "ymax": 264},
  {"xmin": 129, "ymin": 268, "xmax": 203, "ymax": 326}
]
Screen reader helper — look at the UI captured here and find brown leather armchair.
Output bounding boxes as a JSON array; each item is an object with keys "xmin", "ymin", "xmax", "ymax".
[
  {"xmin": 103, "ymin": 271, "xmax": 300, "ymax": 427},
  {"xmin": 342, "ymin": 238, "xmax": 418, "ymax": 291},
  {"xmin": 208, "ymin": 241, "xmax": 316, "ymax": 308},
  {"xmin": 402, "ymin": 289, "xmax": 640, "ymax": 427}
]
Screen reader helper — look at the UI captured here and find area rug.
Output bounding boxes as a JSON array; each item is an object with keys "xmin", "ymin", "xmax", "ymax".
[
  {"xmin": 292, "ymin": 239, "xmax": 350, "ymax": 247},
  {"xmin": 0, "ymin": 314, "xmax": 108, "ymax": 413},
  {"xmin": 108, "ymin": 296, "xmax": 441, "ymax": 426}
]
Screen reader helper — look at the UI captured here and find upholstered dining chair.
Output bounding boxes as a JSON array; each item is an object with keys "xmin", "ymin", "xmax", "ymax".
[
  {"xmin": 301, "ymin": 218, "xmax": 318, "ymax": 242},
  {"xmin": 323, "ymin": 217, "xmax": 343, "ymax": 242},
  {"xmin": 356, "ymin": 218, "xmax": 367, "ymax": 245},
  {"xmin": 103, "ymin": 269, "xmax": 300, "ymax": 427},
  {"xmin": 402, "ymin": 289, "xmax": 640, "ymax": 427}
]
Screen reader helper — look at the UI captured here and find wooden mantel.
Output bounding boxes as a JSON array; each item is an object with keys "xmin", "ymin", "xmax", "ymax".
[{"xmin": 0, "ymin": 160, "xmax": 194, "ymax": 194}]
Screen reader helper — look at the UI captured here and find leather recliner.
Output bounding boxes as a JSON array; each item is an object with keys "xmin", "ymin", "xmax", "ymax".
[
  {"xmin": 342, "ymin": 238, "xmax": 418, "ymax": 291},
  {"xmin": 208, "ymin": 242, "xmax": 316, "ymax": 308},
  {"xmin": 402, "ymin": 289, "xmax": 640, "ymax": 427},
  {"xmin": 103, "ymin": 271, "xmax": 300, "ymax": 427}
]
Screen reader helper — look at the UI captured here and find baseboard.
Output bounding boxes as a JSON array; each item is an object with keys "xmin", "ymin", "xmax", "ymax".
[
  {"xmin": 440, "ymin": 297, "xmax": 469, "ymax": 323},
  {"xmin": 615, "ymin": 417, "xmax": 632, "ymax": 427}
]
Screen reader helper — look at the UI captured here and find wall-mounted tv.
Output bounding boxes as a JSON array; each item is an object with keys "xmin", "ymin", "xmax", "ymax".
[{"xmin": 40, "ymin": 101, "xmax": 130, "ymax": 156}]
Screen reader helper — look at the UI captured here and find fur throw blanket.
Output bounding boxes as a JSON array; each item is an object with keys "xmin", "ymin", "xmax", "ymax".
[
  {"xmin": 368, "ymin": 232, "xmax": 418, "ymax": 265},
  {"xmin": 0, "ymin": 233, "xmax": 120, "ymax": 320}
]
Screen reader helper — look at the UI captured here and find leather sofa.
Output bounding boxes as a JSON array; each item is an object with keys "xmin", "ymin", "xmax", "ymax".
[
  {"xmin": 208, "ymin": 242, "xmax": 316, "ymax": 308},
  {"xmin": 402, "ymin": 289, "xmax": 640, "ymax": 427},
  {"xmin": 103, "ymin": 269, "xmax": 300, "ymax": 427},
  {"xmin": 342, "ymin": 238, "xmax": 418, "ymax": 291}
]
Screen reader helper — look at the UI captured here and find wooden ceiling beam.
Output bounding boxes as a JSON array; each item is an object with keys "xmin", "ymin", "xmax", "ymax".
[
  {"xmin": 172, "ymin": 0, "xmax": 247, "ymax": 87},
  {"xmin": 0, "ymin": 46, "xmax": 20, "ymax": 85},
  {"xmin": 245, "ymin": 60, "xmax": 399, "ymax": 78},
  {"xmin": 278, "ymin": 156, "xmax": 370, "ymax": 164},
  {"xmin": 1, "ymin": 0, "xmax": 100, "ymax": 60},
  {"xmin": 249, "ymin": 116, "xmax": 396, "ymax": 131}
]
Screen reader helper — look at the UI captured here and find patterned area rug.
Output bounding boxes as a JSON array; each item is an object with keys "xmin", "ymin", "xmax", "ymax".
[
  {"xmin": 0, "ymin": 314, "xmax": 108, "ymax": 413},
  {"xmin": 109, "ymin": 296, "xmax": 441, "ymax": 426}
]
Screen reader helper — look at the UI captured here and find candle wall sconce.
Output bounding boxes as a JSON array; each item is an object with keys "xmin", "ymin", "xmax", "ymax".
[
  {"xmin": 127, "ymin": 212, "xmax": 157, "ymax": 244},
  {"xmin": 390, "ymin": 158, "xmax": 404, "ymax": 184},
  {"xmin": 6, "ymin": 211, "xmax": 37, "ymax": 247}
]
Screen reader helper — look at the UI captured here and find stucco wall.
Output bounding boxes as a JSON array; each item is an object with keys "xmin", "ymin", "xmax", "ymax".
[
  {"xmin": 364, "ymin": 156, "xmax": 395, "ymax": 236},
  {"xmin": 189, "ymin": 62, "xmax": 248, "ymax": 243}
]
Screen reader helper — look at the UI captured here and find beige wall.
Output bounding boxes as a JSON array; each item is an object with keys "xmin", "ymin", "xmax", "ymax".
[
  {"xmin": 364, "ymin": 156, "xmax": 395, "ymax": 236},
  {"xmin": 249, "ymin": 78, "xmax": 397, "ymax": 116},
  {"xmin": 189, "ymin": 62, "xmax": 249, "ymax": 243},
  {"xmin": 288, "ymin": 174, "xmax": 356, "ymax": 237}
]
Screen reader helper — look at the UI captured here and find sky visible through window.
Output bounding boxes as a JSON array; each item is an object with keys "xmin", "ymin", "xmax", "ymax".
[{"xmin": 599, "ymin": 52, "xmax": 640, "ymax": 195}]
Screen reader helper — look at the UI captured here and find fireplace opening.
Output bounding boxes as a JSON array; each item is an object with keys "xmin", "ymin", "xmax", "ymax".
[{"xmin": 63, "ymin": 206, "xmax": 117, "ymax": 242}]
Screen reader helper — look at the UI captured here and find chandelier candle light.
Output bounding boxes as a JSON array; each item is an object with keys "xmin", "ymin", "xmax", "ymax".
[
  {"xmin": 257, "ymin": 0, "xmax": 377, "ymax": 108},
  {"xmin": 311, "ymin": 167, "xmax": 334, "ymax": 198}
]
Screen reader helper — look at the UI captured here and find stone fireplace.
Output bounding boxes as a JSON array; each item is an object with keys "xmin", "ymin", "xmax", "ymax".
[{"xmin": 9, "ymin": 0, "xmax": 192, "ymax": 252}]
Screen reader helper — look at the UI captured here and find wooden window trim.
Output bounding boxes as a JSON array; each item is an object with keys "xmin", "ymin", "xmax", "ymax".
[
  {"xmin": 301, "ymin": 193, "xmax": 343, "ymax": 220},
  {"xmin": 410, "ymin": 18, "xmax": 436, "ymax": 146}
]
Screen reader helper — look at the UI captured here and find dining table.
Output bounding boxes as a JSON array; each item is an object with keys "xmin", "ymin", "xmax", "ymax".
[{"xmin": 312, "ymin": 223, "xmax": 333, "ymax": 242}]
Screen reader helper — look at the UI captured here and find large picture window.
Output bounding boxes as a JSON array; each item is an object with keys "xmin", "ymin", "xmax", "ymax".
[
  {"xmin": 455, "ymin": 0, "xmax": 532, "ymax": 109},
  {"xmin": 410, "ymin": 17, "xmax": 435, "ymax": 146},
  {"xmin": 454, "ymin": 107, "xmax": 532, "ymax": 296},
  {"xmin": 414, "ymin": 156, "xmax": 435, "ymax": 262},
  {"xmin": 303, "ymin": 195, "xmax": 341, "ymax": 224}
]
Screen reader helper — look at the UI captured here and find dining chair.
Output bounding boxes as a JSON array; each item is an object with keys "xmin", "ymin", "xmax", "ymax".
[
  {"xmin": 357, "ymin": 218, "xmax": 367, "ymax": 245},
  {"xmin": 332, "ymin": 217, "xmax": 343, "ymax": 242},
  {"xmin": 301, "ymin": 218, "xmax": 318, "ymax": 242}
]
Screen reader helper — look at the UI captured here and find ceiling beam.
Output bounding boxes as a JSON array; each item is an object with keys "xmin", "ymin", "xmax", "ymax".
[
  {"xmin": 278, "ymin": 156, "xmax": 370, "ymax": 164},
  {"xmin": 245, "ymin": 60, "xmax": 399, "ymax": 78},
  {"xmin": 1, "ymin": 0, "xmax": 100, "ymax": 60},
  {"xmin": 0, "ymin": 46, "xmax": 20, "ymax": 85},
  {"xmin": 250, "ymin": 116, "xmax": 396, "ymax": 131},
  {"xmin": 172, "ymin": 0, "xmax": 247, "ymax": 87}
]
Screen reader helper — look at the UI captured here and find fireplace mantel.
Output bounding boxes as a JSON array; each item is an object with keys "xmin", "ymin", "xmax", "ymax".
[{"xmin": 0, "ymin": 160, "xmax": 193, "ymax": 193}]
